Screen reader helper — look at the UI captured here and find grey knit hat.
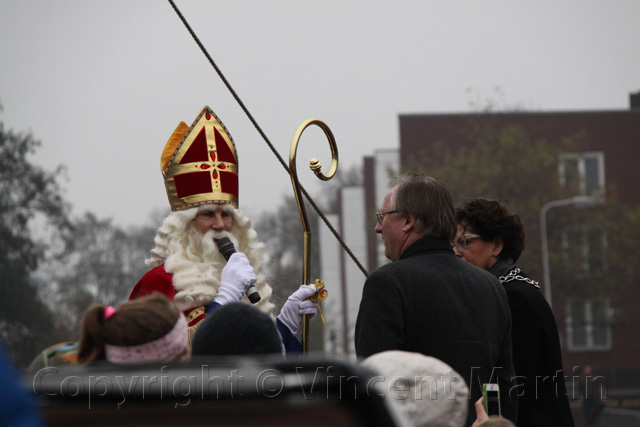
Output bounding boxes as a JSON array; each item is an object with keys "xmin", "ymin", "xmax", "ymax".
[{"xmin": 362, "ymin": 351, "xmax": 469, "ymax": 427}]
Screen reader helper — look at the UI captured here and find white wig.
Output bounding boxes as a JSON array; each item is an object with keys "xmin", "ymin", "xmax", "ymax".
[{"xmin": 146, "ymin": 204, "xmax": 275, "ymax": 315}]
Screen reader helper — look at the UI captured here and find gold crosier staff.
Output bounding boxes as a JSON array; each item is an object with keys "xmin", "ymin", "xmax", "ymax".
[{"xmin": 289, "ymin": 119, "xmax": 339, "ymax": 353}]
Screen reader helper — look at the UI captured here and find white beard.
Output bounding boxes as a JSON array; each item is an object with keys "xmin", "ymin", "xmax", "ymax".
[{"xmin": 150, "ymin": 207, "xmax": 274, "ymax": 315}]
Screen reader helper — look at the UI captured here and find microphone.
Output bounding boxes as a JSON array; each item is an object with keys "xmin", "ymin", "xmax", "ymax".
[{"xmin": 215, "ymin": 237, "xmax": 261, "ymax": 304}]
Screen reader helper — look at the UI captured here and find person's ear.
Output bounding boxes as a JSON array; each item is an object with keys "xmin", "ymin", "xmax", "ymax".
[
  {"xmin": 402, "ymin": 213, "xmax": 416, "ymax": 233},
  {"xmin": 492, "ymin": 237, "xmax": 504, "ymax": 257}
]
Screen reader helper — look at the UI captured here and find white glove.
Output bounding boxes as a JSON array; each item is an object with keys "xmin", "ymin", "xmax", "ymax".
[
  {"xmin": 277, "ymin": 284, "xmax": 319, "ymax": 334},
  {"xmin": 214, "ymin": 253, "xmax": 257, "ymax": 305}
]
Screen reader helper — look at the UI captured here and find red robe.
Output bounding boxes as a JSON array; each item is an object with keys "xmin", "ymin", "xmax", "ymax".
[{"xmin": 129, "ymin": 265, "xmax": 206, "ymax": 328}]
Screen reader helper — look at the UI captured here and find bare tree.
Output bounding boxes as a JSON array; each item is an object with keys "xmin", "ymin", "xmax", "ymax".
[
  {"xmin": 0, "ymin": 105, "xmax": 71, "ymax": 366},
  {"xmin": 38, "ymin": 213, "xmax": 160, "ymax": 339}
]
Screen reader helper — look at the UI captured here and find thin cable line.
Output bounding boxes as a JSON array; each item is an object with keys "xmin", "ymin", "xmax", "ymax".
[{"xmin": 167, "ymin": 0, "xmax": 369, "ymax": 277}]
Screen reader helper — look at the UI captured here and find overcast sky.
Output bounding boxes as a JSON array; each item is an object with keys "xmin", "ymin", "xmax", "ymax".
[{"xmin": 1, "ymin": 0, "xmax": 638, "ymax": 228}]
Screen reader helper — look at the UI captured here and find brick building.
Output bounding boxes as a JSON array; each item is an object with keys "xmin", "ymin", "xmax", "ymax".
[{"xmin": 319, "ymin": 92, "xmax": 640, "ymax": 423}]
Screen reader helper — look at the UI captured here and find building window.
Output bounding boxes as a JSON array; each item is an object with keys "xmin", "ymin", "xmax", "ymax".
[
  {"xmin": 559, "ymin": 152, "xmax": 605, "ymax": 198},
  {"xmin": 561, "ymin": 226, "xmax": 608, "ymax": 278},
  {"xmin": 566, "ymin": 299, "xmax": 612, "ymax": 351}
]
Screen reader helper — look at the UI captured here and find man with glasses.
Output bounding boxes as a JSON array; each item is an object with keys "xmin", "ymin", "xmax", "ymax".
[{"xmin": 355, "ymin": 173, "xmax": 518, "ymax": 426}]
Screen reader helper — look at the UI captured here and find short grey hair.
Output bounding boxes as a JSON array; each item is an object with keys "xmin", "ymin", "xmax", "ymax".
[{"xmin": 389, "ymin": 173, "xmax": 457, "ymax": 240}]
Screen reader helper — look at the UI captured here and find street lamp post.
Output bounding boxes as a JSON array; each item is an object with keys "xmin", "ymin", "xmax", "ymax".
[{"xmin": 540, "ymin": 196, "xmax": 601, "ymax": 308}]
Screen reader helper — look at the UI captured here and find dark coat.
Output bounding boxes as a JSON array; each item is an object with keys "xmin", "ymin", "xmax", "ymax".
[
  {"xmin": 490, "ymin": 258, "xmax": 575, "ymax": 427},
  {"xmin": 355, "ymin": 237, "xmax": 518, "ymax": 426}
]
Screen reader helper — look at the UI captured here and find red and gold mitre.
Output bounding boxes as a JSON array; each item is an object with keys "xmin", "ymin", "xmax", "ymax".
[{"xmin": 161, "ymin": 106, "xmax": 239, "ymax": 210}]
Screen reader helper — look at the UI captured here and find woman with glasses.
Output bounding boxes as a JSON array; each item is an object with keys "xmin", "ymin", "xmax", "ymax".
[{"xmin": 454, "ymin": 197, "xmax": 574, "ymax": 427}]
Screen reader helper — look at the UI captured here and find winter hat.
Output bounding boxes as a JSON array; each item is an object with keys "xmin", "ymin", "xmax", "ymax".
[
  {"xmin": 362, "ymin": 351, "xmax": 469, "ymax": 427},
  {"xmin": 191, "ymin": 302, "xmax": 282, "ymax": 357}
]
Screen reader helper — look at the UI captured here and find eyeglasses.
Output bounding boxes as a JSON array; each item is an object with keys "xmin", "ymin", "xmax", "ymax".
[
  {"xmin": 450, "ymin": 233, "xmax": 482, "ymax": 253},
  {"xmin": 376, "ymin": 210, "xmax": 399, "ymax": 225}
]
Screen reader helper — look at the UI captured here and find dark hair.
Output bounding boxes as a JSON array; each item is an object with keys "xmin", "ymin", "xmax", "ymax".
[
  {"xmin": 456, "ymin": 198, "xmax": 525, "ymax": 261},
  {"xmin": 389, "ymin": 173, "xmax": 457, "ymax": 240},
  {"xmin": 77, "ymin": 293, "xmax": 181, "ymax": 363},
  {"xmin": 191, "ymin": 302, "xmax": 282, "ymax": 357}
]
